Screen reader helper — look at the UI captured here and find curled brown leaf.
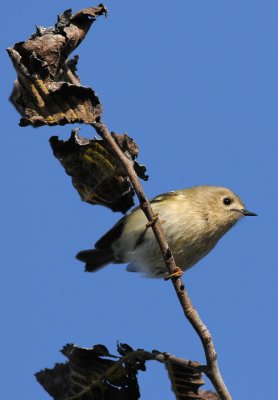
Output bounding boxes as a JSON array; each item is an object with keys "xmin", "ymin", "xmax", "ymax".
[
  {"xmin": 36, "ymin": 343, "xmax": 141, "ymax": 400},
  {"xmin": 7, "ymin": 5, "xmax": 107, "ymax": 126},
  {"xmin": 166, "ymin": 359, "xmax": 205, "ymax": 400},
  {"xmin": 50, "ymin": 129, "xmax": 148, "ymax": 213}
]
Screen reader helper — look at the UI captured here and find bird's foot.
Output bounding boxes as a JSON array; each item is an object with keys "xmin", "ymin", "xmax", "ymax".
[
  {"xmin": 146, "ymin": 213, "xmax": 159, "ymax": 229},
  {"xmin": 164, "ymin": 266, "xmax": 183, "ymax": 281}
]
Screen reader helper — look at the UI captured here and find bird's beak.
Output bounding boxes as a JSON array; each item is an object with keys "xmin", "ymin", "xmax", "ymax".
[{"xmin": 241, "ymin": 209, "xmax": 257, "ymax": 216}]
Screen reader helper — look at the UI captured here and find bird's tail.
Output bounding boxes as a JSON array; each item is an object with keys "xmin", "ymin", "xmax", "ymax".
[{"xmin": 76, "ymin": 248, "xmax": 114, "ymax": 272}]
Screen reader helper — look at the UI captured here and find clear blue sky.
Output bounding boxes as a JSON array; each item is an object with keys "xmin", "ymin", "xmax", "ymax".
[{"xmin": 1, "ymin": 1, "xmax": 277, "ymax": 399}]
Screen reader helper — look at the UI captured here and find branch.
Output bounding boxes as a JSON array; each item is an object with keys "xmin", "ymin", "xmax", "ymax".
[
  {"xmin": 91, "ymin": 121, "xmax": 231, "ymax": 400},
  {"xmin": 63, "ymin": 349, "xmax": 205, "ymax": 400}
]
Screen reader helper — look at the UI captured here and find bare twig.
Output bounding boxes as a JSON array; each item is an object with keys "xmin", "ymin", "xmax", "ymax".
[
  {"xmin": 91, "ymin": 121, "xmax": 232, "ymax": 400},
  {"xmin": 64, "ymin": 350, "xmax": 205, "ymax": 400}
]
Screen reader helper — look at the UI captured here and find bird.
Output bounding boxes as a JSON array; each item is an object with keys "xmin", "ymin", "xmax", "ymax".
[{"xmin": 76, "ymin": 186, "xmax": 256, "ymax": 278}]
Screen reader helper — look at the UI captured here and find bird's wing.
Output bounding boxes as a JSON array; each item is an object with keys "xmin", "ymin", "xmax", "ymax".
[
  {"xmin": 151, "ymin": 191, "xmax": 180, "ymax": 203},
  {"xmin": 95, "ymin": 191, "xmax": 180, "ymax": 249},
  {"xmin": 95, "ymin": 214, "xmax": 128, "ymax": 249}
]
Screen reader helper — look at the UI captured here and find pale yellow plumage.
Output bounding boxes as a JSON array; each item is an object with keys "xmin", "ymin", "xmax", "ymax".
[{"xmin": 76, "ymin": 186, "xmax": 256, "ymax": 277}]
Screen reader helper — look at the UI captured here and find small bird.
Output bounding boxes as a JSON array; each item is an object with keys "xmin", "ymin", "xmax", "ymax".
[{"xmin": 76, "ymin": 186, "xmax": 256, "ymax": 278}]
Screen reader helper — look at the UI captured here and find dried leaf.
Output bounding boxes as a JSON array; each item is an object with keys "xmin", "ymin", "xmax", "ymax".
[
  {"xmin": 166, "ymin": 360, "xmax": 205, "ymax": 400},
  {"xmin": 50, "ymin": 129, "xmax": 148, "ymax": 213},
  {"xmin": 36, "ymin": 343, "xmax": 142, "ymax": 400},
  {"xmin": 7, "ymin": 5, "xmax": 107, "ymax": 126}
]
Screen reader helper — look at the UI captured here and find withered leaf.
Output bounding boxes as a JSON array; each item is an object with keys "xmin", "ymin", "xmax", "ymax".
[
  {"xmin": 50, "ymin": 129, "xmax": 148, "ymax": 213},
  {"xmin": 165, "ymin": 360, "xmax": 205, "ymax": 400},
  {"xmin": 36, "ymin": 343, "xmax": 141, "ymax": 400},
  {"xmin": 7, "ymin": 5, "xmax": 107, "ymax": 127}
]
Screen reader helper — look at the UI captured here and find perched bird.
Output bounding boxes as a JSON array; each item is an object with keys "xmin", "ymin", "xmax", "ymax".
[{"xmin": 76, "ymin": 186, "xmax": 256, "ymax": 278}]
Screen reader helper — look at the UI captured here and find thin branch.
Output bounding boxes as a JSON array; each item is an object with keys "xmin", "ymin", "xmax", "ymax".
[
  {"xmin": 91, "ymin": 121, "xmax": 232, "ymax": 400},
  {"xmin": 64, "ymin": 350, "xmax": 205, "ymax": 400},
  {"xmin": 88, "ymin": 350, "xmax": 205, "ymax": 388}
]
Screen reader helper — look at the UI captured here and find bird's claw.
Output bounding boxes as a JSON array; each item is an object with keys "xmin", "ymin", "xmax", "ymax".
[
  {"xmin": 146, "ymin": 213, "xmax": 159, "ymax": 229},
  {"xmin": 164, "ymin": 266, "xmax": 183, "ymax": 281}
]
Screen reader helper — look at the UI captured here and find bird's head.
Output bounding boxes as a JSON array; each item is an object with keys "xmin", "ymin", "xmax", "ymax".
[{"xmin": 187, "ymin": 186, "xmax": 257, "ymax": 236}]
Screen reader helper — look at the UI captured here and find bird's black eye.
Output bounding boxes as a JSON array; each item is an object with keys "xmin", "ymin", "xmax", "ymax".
[{"xmin": 223, "ymin": 197, "xmax": 232, "ymax": 206}]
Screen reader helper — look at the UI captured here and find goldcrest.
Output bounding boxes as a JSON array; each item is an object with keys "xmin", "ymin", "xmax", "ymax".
[{"xmin": 76, "ymin": 186, "xmax": 256, "ymax": 277}]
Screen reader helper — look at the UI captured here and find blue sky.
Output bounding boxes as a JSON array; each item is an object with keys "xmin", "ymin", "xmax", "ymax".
[{"xmin": 1, "ymin": 1, "xmax": 277, "ymax": 399}]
